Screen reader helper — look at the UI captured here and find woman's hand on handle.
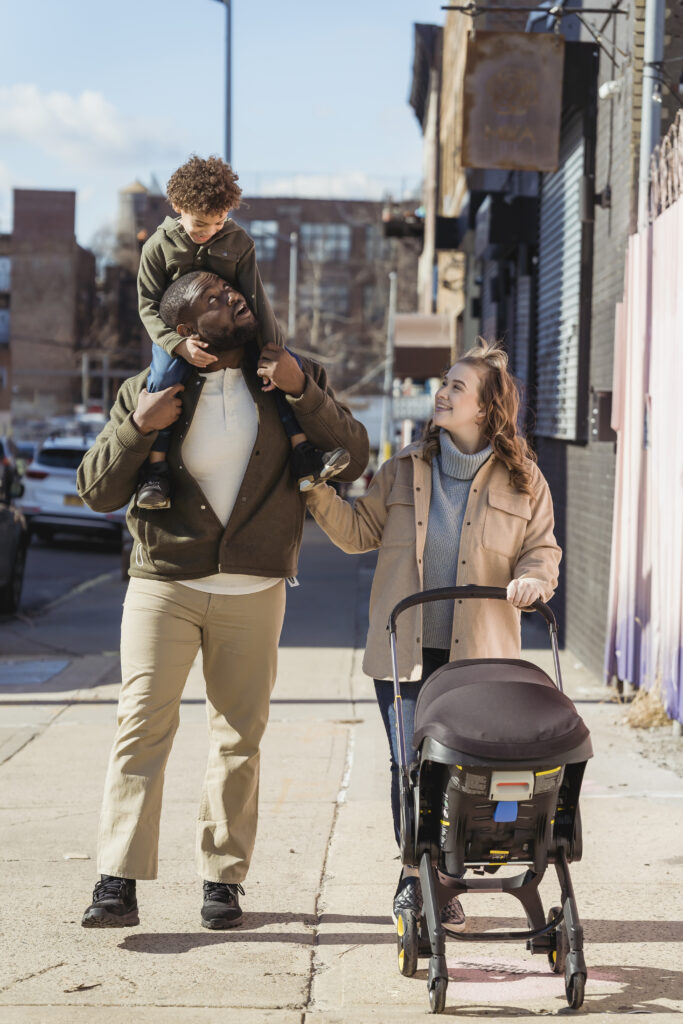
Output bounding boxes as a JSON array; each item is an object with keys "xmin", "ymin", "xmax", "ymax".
[{"xmin": 507, "ymin": 577, "xmax": 545, "ymax": 609}]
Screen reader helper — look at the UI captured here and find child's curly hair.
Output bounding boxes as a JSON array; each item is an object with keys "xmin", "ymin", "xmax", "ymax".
[
  {"xmin": 422, "ymin": 339, "xmax": 538, "ymax": 497},
  {"xmin": 166, "ymin": 154, "xmax": 242, "ymax": 215}
]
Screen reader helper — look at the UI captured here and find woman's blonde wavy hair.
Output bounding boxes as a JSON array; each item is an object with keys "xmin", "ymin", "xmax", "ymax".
[{"xmin": 421, "ymin": 339, "xmax": 537, "ymax": 497}]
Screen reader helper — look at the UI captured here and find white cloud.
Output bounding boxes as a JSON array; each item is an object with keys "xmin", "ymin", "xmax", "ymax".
[
  {"xmin": 0, "ymin": 84, "xmax": 181, "ymax": 168},
  {"xmin": 245, "ymin": 171, "xmax": 419, "ymax": 201}
]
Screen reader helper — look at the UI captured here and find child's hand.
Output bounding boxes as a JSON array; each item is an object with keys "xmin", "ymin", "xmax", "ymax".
[
  {"xmin": 175, "ymin": 336, "xmax": 218, "ymax": 368},
  {"xmin": 257, "ymin": 344, "xmax": 306, "ymax": 397}
]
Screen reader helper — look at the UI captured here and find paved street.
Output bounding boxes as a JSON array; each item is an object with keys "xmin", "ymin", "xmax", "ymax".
[{"xmin": 1, "ymin": 523, "xmax": 682, "ymax": 1023}]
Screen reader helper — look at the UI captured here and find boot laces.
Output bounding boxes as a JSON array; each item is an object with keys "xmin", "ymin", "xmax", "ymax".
[
  {"xmin": 203, "ymin": 881, "xmax": 245, "ymax": 903},
  {"xmin": 93, "ymin": 876, "xmax": 130, "ymax": 901}
]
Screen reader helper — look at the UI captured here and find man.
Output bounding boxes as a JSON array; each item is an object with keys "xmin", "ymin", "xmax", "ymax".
[{"xmin": 77, "ymin": 271, "xmax": 368, "ymax": 929}]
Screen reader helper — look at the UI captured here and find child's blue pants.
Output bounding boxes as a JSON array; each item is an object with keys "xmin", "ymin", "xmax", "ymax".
[{"xmin": 147, "ymin": 344, "xmax": 304, "ymax": 455}]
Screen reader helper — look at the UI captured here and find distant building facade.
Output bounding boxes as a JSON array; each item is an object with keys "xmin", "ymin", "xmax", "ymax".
[
  {"xmin": 233, "ymin": 196, "xmax": 418, "ymax": 393},
  {"xmin": 8, "ymin": 189, "xmax": 95, "ymax": 422}
]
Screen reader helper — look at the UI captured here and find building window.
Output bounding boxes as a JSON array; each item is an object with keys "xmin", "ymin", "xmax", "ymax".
[
  {"xmin": 0, "ymin": 310, "xmax": 9, "ymax": 345},
  {"xmin": 299, "ymin": 282, "xmax": 349, "ymax": 318},
  {"xmin": 365, "ymin": 225, "xmax": 393, "ymax": 262},
  {"xmin": 0, "ymin": 368, "xmax": 7, "ymax": 389},
  {"xmin": 300, "ymin": 223, "xmax": 352, "ymax": 262},
  {"xmin": 0, "ymin": 257, "xmax": 9, "ymax": 293},
  {"xmin": 237, "ymin": 219, "xmax": 279, "ymax": 261}
]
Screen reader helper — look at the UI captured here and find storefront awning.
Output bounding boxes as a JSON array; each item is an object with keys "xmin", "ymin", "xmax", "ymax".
[{"xmin": 394, "ymin": 314, "xmax": 452, "ymax": 379}]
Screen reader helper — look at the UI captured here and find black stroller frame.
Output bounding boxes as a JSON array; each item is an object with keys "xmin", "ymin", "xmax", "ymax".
[{"xmin": 388, "ymin": 586, "xmax": 592, "ymax": 1014}]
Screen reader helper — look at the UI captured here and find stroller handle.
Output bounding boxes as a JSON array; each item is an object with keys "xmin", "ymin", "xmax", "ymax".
[
  {"xmin": 388, "ymin": 585, "xmax": 557, "ymax": 633},
  {"xmin": 387, "ymin": 586, "xmax": 564, "ymax": 739}
]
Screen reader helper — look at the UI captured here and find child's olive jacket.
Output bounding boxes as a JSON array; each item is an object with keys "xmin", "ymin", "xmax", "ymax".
[
  {"xmin": 77, "ymin": 355, "xmax": 369, "ymax": 580},
  {"xmin": 306, "ymin": 444, "xmax": 561, "ymax": 681},
  {"xmin": 138, "ymin": 216, "xmax": 283, "ymax": 357}
]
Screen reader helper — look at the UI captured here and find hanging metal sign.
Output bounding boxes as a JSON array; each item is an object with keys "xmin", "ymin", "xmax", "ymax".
[{"xmin": 462, "ymin": 31, "xmax": 565, "ymax": 172}]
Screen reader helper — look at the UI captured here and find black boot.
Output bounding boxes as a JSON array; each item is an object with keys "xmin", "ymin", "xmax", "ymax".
[
  {"xmin": 291, "ymin": 442, "xmax": 351, "ymax": 492},
  {"xmin": 81, "ymin": 875, "xmax": 139, "ymax": 928},
  {"xmin": 201, "ymin": 881, "xmax": 244, "ymax": 929},
  {"xmin": 136, "ymin": 461, "xmax": 171, "ymax": 510}
]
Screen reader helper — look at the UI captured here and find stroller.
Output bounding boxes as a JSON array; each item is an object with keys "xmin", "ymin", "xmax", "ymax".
[{"xmin": 388, "ymin": 586, "xmax": 593, "ymax": 1014}]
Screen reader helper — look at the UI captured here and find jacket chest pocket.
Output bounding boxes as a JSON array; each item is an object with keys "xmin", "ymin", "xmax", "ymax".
[
  {"xmin": 482, "ymin": 488, "xmax": 531, "ymax": 558},
  {"xmin": 207, "ymin": 252, "xmax": 240, "ymax": 284},
  {"xmin": 383, "ymin": 483, "xmax": 415, "ymax": 547},
  {"xmin": 166, "ymin": 257, "xmax": 194, "ymax": 280}
]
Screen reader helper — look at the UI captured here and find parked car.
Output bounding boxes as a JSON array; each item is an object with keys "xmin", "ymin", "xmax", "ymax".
[
  {"xmin": 0, "ymin": 497, "xmax": 28, "ymax": 614},
  {"xmin": 18, "ymin": 435, "xmax": 127, "ymax": 543},
  {"xmin": 14, "ymin": 440, "xmax": 37, "ymax": 474},
  {"xmin": 0, "ymin": 436, "xmax": 19, "ymax": 505}
]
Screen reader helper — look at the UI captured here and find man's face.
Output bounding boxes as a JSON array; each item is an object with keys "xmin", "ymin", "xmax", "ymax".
[
  {"xmin": 174, "ymin": 206, "xmax": 229, "ymax": 245},
  {"xmin": 181, "ymin": 273, "xmax": 257, "ymax": 351}
]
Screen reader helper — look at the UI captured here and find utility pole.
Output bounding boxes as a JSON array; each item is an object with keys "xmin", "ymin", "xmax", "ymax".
[
  {"xmin": 211, "ymin": 0, "xmax": 232, "ymax": 164},
  {"xmin": 637, "ymin": 0, "xmax": 665, "ymax": 231},
  {"xmin": 378, "ymin": 271, "xmax": 397, "ymax": 465},
  {"xmin": 81, "ymin": 353, "xmax": 90, "ymax": 407},
  {"xmin": 288, "ymin": 231, "xmax": 298, "ymax": 341}
]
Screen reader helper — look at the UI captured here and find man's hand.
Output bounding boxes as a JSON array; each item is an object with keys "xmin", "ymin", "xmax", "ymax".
[
  {"xmin": 133, "ymin": 385, "xmax": 184, "ymax": 435},
  {"xmin": 507, "ymin": 577, "xmax": 545, "ymax": 609},
  {"xmin": 257, "ymin": 344, "xmax": 306, "ymax": 397},
  {"xmin": 175, "ymin": 336, "xmax": 218, "ymax": 368}
]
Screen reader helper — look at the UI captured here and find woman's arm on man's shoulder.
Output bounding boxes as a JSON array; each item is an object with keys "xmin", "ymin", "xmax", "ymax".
[{"xmin": 305, "ymin": 459, "xmax": 397, "ymax": 554}]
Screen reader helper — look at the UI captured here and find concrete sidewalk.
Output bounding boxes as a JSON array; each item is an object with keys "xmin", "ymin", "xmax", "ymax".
[{"xmin": 1, "ymin": 525, "xmax": 682, "ymax": 1022}]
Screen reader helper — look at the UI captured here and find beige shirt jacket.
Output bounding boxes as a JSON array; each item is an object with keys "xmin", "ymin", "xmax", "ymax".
[{"xmin": 306, "ymin": 443, "xmax": 562, "ymax": 682}]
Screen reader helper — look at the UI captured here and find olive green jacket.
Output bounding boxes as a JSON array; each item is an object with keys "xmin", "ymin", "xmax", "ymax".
[
  {"xmin": 77, "ymin": 354, "xmax": 369, "ymax": 581},
  {"xmin": 138, "ymin": 216, "xmax": 284, "ymax": 357}
]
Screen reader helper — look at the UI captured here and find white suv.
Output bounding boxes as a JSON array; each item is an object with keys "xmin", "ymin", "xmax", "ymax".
[{"xmin": 18, "ymin": 435, "xmax": 127, "ymax": 542}]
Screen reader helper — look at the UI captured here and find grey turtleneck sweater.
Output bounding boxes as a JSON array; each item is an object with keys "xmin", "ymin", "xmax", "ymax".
[{"xmin": 422, "ymin": 431, "xmax": 493, "ymax": 649}]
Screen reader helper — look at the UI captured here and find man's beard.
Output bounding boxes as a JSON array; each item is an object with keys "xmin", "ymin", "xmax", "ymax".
[{"xmin": 201, "ymin": 320, "xmax": 259, "ymax": 354}]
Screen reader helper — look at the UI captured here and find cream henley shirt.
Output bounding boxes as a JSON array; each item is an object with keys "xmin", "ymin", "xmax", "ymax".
[{"xmin": 179, "ymin": 367, "xmax": 280, "ymax": 595}]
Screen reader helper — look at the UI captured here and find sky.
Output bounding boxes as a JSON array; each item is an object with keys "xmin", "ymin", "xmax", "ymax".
[{"xmin": 0, "ymin": 0, "xmax": 436, "ymax": 248}]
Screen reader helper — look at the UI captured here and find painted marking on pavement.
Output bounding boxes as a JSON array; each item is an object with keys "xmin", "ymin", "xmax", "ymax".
[
  {"xmin": 0, "ymin": 659, "xmax": 70, "ymax": 687},
  {"xmin": 443, "ymin": 957, "xmax": 623, "ymax": 1004}
]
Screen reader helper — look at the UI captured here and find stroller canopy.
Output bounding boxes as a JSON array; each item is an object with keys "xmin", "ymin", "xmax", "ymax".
[{"xmin": 413, "ymin": 659, "xmax": 592, "ymax": 762}]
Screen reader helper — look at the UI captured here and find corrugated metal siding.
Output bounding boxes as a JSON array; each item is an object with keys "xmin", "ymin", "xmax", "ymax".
[
  {"xmin": 513, "ymin": 274, "xmax": 532, "ymax": 385},
  {"xmin": 536, "ymin": 112, "xmax": 584, "ymax": 440}
]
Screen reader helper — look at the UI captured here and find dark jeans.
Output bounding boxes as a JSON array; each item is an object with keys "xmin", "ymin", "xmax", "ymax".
[
  {"xmin": 374, "ymin": 647, "xmax": 450, "ymax": 846},
  {"xmin": 147, "ymin": 344, "xmax": 304, "ymax": 455}
]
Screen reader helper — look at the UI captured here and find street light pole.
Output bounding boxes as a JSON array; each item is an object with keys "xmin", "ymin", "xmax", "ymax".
[
  {"xmin": 211, "ymin": 0, "xmax": 232, "ymax": 164},
  {"xmin": 378, "ymin": 270, "xmax": 397, "ymax": 465},
  {"xmin": 288, "ymin": 231, "xmax": 298, "ymax": 341}
]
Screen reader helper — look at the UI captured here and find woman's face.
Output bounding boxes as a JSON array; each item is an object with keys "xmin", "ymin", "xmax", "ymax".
[{"xmin": 433, "ymin": 362, "xmax": 485, "ymax": 440}]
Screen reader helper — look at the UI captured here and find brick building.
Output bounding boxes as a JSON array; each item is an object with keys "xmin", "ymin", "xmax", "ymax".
[
  {"xmin": 406, "ymin": 2, "xmax": 683, "ymax": 676},
  {"xmin": 109, "ymin": 187, "xmax": 418, "ymax": 396},
  {"xmin": 8, "ymin": 189, "xmax": 96, "ymax": 421},
  {"xmin": 233, "ymin": 196, "xmax": 418, "ymax": 393}
]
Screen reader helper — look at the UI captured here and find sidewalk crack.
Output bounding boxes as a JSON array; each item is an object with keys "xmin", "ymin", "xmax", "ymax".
[
  {"xmin": 301, "ymin": 711, "xmax": 357, "ymax": 1020},
  {"xmin": 0, "ymin": 960, "xmax": 66, "ymax": 993}
]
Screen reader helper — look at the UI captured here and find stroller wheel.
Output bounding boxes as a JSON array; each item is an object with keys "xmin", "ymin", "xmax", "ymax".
[
  {"xmin": 396, "ymin": 911, "xmax": 418, "ymax": 976},
  {"xmin": 428, "ymin": 976, "xmax": 448, "ymax": 1014},
  {"xmin": 547, "ymin": 906, "xmax": 567, "ymax": 973},
  {"xmin": 566, "ymin": 971, "xmax": 586, "ymax": 1009}
]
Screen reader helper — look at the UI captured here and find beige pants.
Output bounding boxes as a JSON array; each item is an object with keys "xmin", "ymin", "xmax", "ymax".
[{"xmin": 97, "ymin": 577, "xmax": 286, "ymax": 882}]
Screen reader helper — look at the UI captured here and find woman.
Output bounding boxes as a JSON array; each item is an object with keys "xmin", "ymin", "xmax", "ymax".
[{"xmin": 305, "ymin": 341, "xmax": 561, "ymax": 931}]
